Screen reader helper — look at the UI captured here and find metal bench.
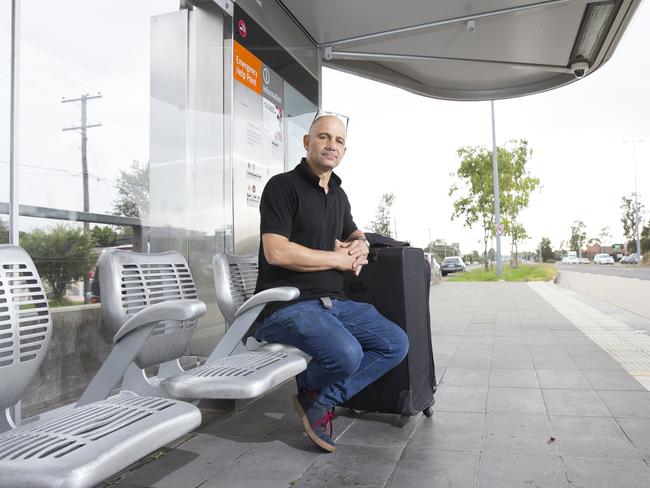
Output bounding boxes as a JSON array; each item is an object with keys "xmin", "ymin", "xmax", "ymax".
[
  {"xmin": 88, "ymin": 249, "xmax": 306, "ymax": 401},
  {"xmin": 0, "ymin": 245, "xmax": 201, "ymax": 488},
  {"xmin": 210, "ymin": 253, "xmax": 308, "ymax": 358}
]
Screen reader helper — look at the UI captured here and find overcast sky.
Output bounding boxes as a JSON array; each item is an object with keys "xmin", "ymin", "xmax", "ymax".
[
  {"xmin": 324, "ymin": 1, "xmax": 650, "ymax": 254},
  {"xmin": 1, "ymin": 0, "xmax": 649, "ymax": 256}
]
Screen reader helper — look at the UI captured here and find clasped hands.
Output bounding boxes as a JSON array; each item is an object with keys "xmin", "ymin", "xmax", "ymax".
[{"xmin": 334, "ymin": 239, "xmax": 369, "ymax": 276}]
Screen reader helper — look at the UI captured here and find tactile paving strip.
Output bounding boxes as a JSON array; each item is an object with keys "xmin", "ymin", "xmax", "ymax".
[{"xmin": 529, "ymin": 281, "xmax": 650, "ymax": 390}]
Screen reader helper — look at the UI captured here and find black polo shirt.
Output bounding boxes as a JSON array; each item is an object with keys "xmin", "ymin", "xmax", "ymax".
[{"xmin": 255, "ymin": 158, "xmax": 358, "ymax": 315}]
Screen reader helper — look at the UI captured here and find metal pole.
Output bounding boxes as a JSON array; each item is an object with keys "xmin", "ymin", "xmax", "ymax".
[
  {"xmin": 9, "ymin": 0, "xmax": 20, "ymax": 246},
  {"xmin": 491, "ymin": 100, "xmax": 503, "ymax": 278},
  {"xmin": 623, "ymin": 139, "xmax": 645, "ymax": 259},
  {"xmin": 9, "ymin": 0, "xmax": 21, "ymax": 428},
  {"xmin": 632, "ymin": 142, "xmax": 641, "ymax": 260}
]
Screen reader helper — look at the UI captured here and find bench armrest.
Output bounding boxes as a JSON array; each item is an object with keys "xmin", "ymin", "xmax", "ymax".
[
  {"xmin": 234, "ymin": 286, "xmax": 299, "ymax": 319},
  {"xmin": 114, "ymin": 299, "xmax": 207, "ymax": 343}
]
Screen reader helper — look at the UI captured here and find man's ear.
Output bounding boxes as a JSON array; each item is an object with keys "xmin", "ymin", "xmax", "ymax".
[{"xmin": 303, "ymin": 134, "xmax": 310, "ymax": 151}]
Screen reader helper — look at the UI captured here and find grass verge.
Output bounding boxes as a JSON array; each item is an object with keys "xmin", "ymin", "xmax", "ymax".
[{"xmin": 447, "ymin": 263, "xmax": 556, "ymax": 282}]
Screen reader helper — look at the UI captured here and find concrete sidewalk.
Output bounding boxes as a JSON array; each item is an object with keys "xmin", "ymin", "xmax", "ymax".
[
  {"xmin": 557, "ymin": 269, "xmax": 650, "ymax": 322},
  {"xmin": 101, "ymin": 282, "xmax": 650, "ymax": 488}
]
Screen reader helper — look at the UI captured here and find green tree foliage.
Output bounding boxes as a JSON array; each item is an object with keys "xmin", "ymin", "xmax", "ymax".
[
  {"xmin": 569, "ymin": 220, "xmax": 587, "ymax": 255},
  {"xmin": 620, "ymin": 193, "xmax": 644, "ymax": 253},
  {"xmin": 540, "ymin": 237, "xmax": 553, "ymax": 262},
  {"xmin": 21, "ymin": 225, "xmax": 93, "ymax": 301},
  {"xmin": 509, "ymin": 223, "xmax": 529, "ymax": 268},
  {"xmin": 449, "ymin": 140, "xmax": 539, "ymax": 271},
  {"xmin": 598, "ymin": 226, "xmax": 612, "ymax": 249},
  {"xmin": 113, "ymin": 160, "xmax": 150, "ymax": 218},
  {"xmin": 0, "ymin": 218, "xmax": 8, "ymax": 244},
  {"xmin": 370, "ymin": 192, "xmax": 395, "ymax": 237},
  {"xmin": 90, "ymin": 226, "xmax": 119, "ymax": 247}
]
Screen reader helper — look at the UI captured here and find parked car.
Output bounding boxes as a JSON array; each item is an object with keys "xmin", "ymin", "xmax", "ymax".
[
  {"xmin": 626, "ymin": 253, "xmax": 641, "ymax": 264},
  {"xmin": 579, "ymin": 257, "xmax": 589, "ymax": 264},
  {"xmin": 620, "ymin": 255, "xmax": 631, "ymax": 264},
  {"xmin": 440, "ymin": 256, "xmax": 466, "ymax": 276},
  {"xmin": 593, "ymin": 253, "xmax": 614, "ymax": 265},
  {"xmin": 561, "ymin": 256, "xmax": 580, "ymax": 264}
]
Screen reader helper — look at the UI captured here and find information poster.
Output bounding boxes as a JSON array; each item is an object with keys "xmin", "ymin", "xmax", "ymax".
[{"xmin": 232, "ymin": 6, "xmax": 318, "ymax": 253}]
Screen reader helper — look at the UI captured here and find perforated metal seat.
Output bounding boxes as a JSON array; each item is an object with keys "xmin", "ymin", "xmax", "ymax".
[
  {"xmin": 92, "ymin": 250, "xmax": 305, "ymax": 401},
  {"xmin": 0, "ymin": 245, "xmax": 201, "ymax": 488},
  {"xmin": 162, "ymin": 350, "xmax": 305, "ymax": 399},
  {"xmin": 212, "ymin": 253, "xmax": 309, "ymax": 359},
  {"xmin": 0, "ymin": 394, "xmax": 199, "ymax": 488}
]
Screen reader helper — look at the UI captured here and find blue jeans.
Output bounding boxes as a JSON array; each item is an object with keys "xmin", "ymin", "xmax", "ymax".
[{"xmin": 255, "ymin": 299, "xmax": 409, "ymax": 409}]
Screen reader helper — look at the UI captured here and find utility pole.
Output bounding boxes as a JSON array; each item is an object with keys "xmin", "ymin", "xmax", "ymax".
[
  {"xmin": 63, "ymin": 93, "xmax": 102, "ymax": 303},
  {"xmin": 623, "ymin": 139, "xmax": 645, "ymax": 260}
]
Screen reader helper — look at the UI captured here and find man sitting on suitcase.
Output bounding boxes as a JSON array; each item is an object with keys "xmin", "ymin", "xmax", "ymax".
[{"xmin": 254, "ymin": 112, "xmax": 409, "ymax": 453}]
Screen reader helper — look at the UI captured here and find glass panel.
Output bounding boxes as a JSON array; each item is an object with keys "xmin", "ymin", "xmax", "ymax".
[
  {"xmin": 284, "ymin": 82, "xmax": 317, "ymax": 172},
  {"xmin": 16, "ymin": 0, "xmax": 178, "ymax": 301}
]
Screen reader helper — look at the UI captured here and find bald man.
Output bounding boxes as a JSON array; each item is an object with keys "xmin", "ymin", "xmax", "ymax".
[{"xmin": 254, "ymin": 114, "xmax": 409, "ymax": 452}]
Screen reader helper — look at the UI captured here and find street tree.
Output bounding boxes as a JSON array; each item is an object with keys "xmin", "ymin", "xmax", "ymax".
[
  {"xmin": 370, "ymin": 192, "xmax": 395, "ymax": 237},
  {"xmin": 569, "ymin": 220, "xmax": 587, "ymax": 256},
  {"xmin": 620, "ymin": 193, "xmax": 644, "ymax": 253},
  {"xmin": 21, "ymin": 225, "xmax": 93, "ymax": 302},
  {"xmin": 509, "ymin": 223, "xmax": 528, "ymax": 268},
  {"xmin": 90, "ymin": 226, "xmax": 119, "ymax": 247},
  {"xmin": 598, "ymin": 226, "xmax": 611, "ymax": 252},
  {"xmin": 540, "ymin": 237, "xmax": 553, "ymax": 262},
  {"xmin": 449, "ymin": 139, "xmax": 539, "ymax": 271},
  {"xmin": 113, "ymin": 160, "xmax": 150, "ymax": 218}
]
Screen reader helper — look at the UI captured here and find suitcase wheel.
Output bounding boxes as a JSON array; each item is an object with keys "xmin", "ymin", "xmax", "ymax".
[{"xmin": 423, "ymin": 407, "xmax": 433, "ymax": 417}]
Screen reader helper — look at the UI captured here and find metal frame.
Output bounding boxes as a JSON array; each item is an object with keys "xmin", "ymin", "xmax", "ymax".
[{"xmin": 323, "ymin": 48, "xmax": 576, "ymax": 75}]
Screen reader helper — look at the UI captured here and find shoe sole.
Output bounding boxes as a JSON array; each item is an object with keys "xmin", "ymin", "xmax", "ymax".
[{"xmin": 292, "ymin": 395, "xmax": 336, "ymax": 453}]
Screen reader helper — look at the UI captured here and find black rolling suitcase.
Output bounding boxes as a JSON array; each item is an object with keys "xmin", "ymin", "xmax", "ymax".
[{"xmin": 342, "ymin": 246, "xmax": 436, "ymax": 418}]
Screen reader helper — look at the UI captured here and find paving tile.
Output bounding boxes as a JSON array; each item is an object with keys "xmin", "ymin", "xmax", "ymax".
[
  {"xmin": 616, "ymin": 418, "xmax": 650, "ymax": 461},
  {"xmin": 581, "ymin": 369, "xmax": 647, "ymax": 391},
  {"xmin": 493, "ymin": 336, "xmax": 528, "ymax": 345},
  {"xmin": 572, "ymin": 355, "xmax": 624, "ymax": 371},
  {"xmin": 387, "ymin": 449, "xmax": 479, "ymax": 488},
  {"xmin": 531, "ymin": 355, "xmax": 578, "ymax": 369},
  {"xmin": 200, "ymin": 440, "xmax": 321, "ymax": 488},
  {"xmin": 297, "ymin": 445, "xmax": 402, "ymax": 487},
  {"xmin": 486, "ymin": 387, "xmax": 547, "ymax": 415},
  {"xmin": 482, "ymin": 413, "xmax": 558, "ymax": 455},
  {"xmin": 489, "ymin": 368, "xmax": 539, "ymax": 388},
  {"xmin": 477, "ymin": 452, "xmax": 569, "ymax": 488},
  {"xmin": 542, "ymin": 389, "xmax": 610, "ymax": 417},
  {"xmin": 441, "ymin": 366, "xmax": 491, "ymax": 386},
  {"xmin": 491, "ymin": 344, "xmax": 531, "ymax": 356},
  {"xmin": 563, "ymin": 456, "xmax": 650, "ymax": 488},
  {"xmin": 198, "ymin": 401, "xmax": 291, "ymax": 439},
  {"xmin": 490, "ymin": 355, "xmax": 535, "ymax": 369},
  {"xmin": 117, "ymin": 434, "xmax": 254, "ymax": 488},
  {"xmin": 549, "ymin": 416, "xmax": 642, "ymax": 460},
  {"xmin": 449, "ymin": 356, "xmax": 493, "ymax": 368},
  {"xmin": 433, "ymin": 385, "xmax": 488, "ymax": 413},
  {"xmin": 536, "ymin": 368, "xmax": 592, "ymax": 389},
  {"xmin": 460, "ymin": 336, "xmax": 495, "ymax": 344},
  {"xmin": 335, "ymin": 412, "xmax": 422, "ymax": 448},
  {"xmin": 596, "ymin": 390, "xmax": 650, "ymax": 417},
  {"xmin": 407, "ymin": 411, "xmax": 484, "ymax": 452}
]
